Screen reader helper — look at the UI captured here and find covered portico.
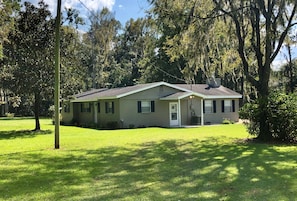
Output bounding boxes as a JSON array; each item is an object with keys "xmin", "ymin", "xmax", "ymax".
[{"xmin": 160, "ymin": 92, "xmax": 205, "ymax": 127}]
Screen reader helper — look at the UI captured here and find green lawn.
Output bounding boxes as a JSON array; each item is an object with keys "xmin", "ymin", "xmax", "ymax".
[{"xmin": 0, "ymin": 118, "xmax": 297, "ymax": 201}]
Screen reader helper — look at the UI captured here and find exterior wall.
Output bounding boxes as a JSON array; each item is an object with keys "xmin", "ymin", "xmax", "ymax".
[
  {"xmin": 203, "ymin": 98, "xmax": 240, "ymax": 124},
  {"xmin": 97, "ymin": 99, "xmax": 120, "ymax": 127},
  {"xmin": 61, "ymin": 101, "xmax": 73, "ymax": 124},
  {"xmin": 119, "ymin": 86, "xmax": 181, "ymax": 128},
  {"xmin": 76, "ymin": 102, "xmax": 94, "ymax": 125}
]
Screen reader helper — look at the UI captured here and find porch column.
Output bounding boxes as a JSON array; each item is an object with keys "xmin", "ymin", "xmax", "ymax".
[
  {"xmin": 178, "ymin": 99, "xmax": 182, "ymax": 127},
  {"xmin": 200, "ymin": 99, "xmax": 204, "ymax": 126}
]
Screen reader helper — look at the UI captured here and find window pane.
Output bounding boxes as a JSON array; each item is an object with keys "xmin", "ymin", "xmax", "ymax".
[
  {"xmin": 141, "ymin": 101, "xmax": 151, "ymax": 113},
  {"xmin": 171, "ymin": 113, "xmax": 177, "ymax": 120},
  {"xmin": 224, "ymin": 100, "xmax": 232, "ymax": 112},
  {"xmin": 205, "ymin": 100, "xmax": 212, "ymax": 113}
]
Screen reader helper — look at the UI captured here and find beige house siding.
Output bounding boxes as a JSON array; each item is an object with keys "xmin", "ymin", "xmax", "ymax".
[
  {"xmin": 97, "ymin": 99, "xmax": 120, "ymax": 127},
  {"xmin": 61, "ymin": 101, "xmax": 73, "ymax": 123},
  {"xmin": 203, "ymin": 98, "xmax": 240, "ymax": 124},
  {"xmin": 77, "ymin": 102, "xmax": 94, "ymax": 124},
  {"xmin": 118, "ymin": 86, "xmax": 178, "ymax": 127}
]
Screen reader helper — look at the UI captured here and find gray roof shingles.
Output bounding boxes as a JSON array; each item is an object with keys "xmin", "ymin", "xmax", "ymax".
[{"xmin": 71, "ymin": 82, "xmax": 241, "ymax": 102}]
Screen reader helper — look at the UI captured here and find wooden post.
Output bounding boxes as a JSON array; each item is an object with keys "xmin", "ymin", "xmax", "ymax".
[{"xmin": 54, "ymin": 0, "xmax": 61, "ymax": 149}]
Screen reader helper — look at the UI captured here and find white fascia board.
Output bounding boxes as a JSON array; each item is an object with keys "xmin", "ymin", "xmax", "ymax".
[
  {"xmin": 162, "ymin": 82, "xmax": 193, "ymax": 93},
  {"xmin": 177, "ymin": 92, "xmax": 205, "ymax": 99},
  {"xmin": 160, "ymin": 92, "xmax": 205, "ymax": 100},
  {"xmin": 71, "ymin": 99, "xmax": 98, "ymax": 103},
  {"xmin": 117, "ymin": 82, "xmax": 191, "ymax": 98},
  {"xmin": 191, "ymin": 92, "xmax": 206, "ymax": 99},
  {"xmin": 204, "ymin": 95, "xmax": 242, "ymax": 99}
]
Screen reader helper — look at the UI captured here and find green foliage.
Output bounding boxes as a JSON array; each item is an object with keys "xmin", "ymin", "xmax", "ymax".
[
  {"xmin": 240, "ymin": 92, "xmax": 297, "ymax": 142},
  {"xmin": 0, "ymin": 0, "xmax": 20, "ymax": 59},
  {"xmin": 222, "ymin": 118, "xmax": 234, "ymax": 124}
]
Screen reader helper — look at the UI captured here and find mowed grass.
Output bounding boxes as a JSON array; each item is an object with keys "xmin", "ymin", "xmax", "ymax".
[{"xmin": 0, "ymin": 118, "xmax": 297, "ymax": 201}]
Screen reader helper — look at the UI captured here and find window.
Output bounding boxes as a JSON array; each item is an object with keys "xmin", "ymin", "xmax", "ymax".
[
  {"xmin": 81, "ymin": 103, "xmax": 91, "ymax": 112},
  {"xmin": 222, "ymin": 100, "xmax": 235, "ymax": 113},
  {"xmin": 203, "ymin": 100, "xmax": 216, "ymax": 113},
  {"xmin": 138, "ymin": 101, "xmax": 155, "ymax": 113},
  {"xmin": 64, "ymin": 102, "xmax": 70, "ymax": 113},
  {"xmin": 105, "ymin": 101, "xmax": 114, "ymax": 114}
]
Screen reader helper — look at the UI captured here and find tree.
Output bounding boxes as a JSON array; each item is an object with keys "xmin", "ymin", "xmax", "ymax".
[
  {"xmin": 84, "ymin": 8, "xmax": 121, "ymax": 88},
  {"xmin": 112, "ymin": 18, "xmax": 156, "ymax": 86},
  {"xmin": 4, "ymin": 1, "xmax": 55, "ymax": 130},
  {"xmin": 282, "ymin": 34, "xmax": 297, "ymax": 93},
  {"xmin": 212, "ymin": 0, "xmax": 297, "ymax": 141},
  {"xmin": 0, "ymin": 0, "xmax": 20, "ymax": 59},
  {"xmin": 147, "ymin": 0, "xmax": 243, "ymax": 85}
]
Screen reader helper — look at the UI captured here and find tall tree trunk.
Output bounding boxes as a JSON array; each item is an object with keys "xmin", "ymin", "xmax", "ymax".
[{"xmin": 34, "ymin": 91, "xmax": 41, "ymax": 131}]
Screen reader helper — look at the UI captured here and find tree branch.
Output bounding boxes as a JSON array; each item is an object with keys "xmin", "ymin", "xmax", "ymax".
[{"xmin": 271, "ymin": 3, "xmax": 297, "ymax": 62}]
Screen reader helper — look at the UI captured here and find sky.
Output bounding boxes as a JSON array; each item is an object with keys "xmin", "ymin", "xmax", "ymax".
[{"xmin": 23, "ymin": 0, "xmax": 150, "ymax": 27}]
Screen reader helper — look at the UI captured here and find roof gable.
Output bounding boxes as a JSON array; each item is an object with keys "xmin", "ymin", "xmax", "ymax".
[
  {"xmin": 71, "ymin": 82, "xmax": 190, "ymax": 102},
  {"xmin": 71, "ymin": 82, "xmax": 242, "ymax": 102}
]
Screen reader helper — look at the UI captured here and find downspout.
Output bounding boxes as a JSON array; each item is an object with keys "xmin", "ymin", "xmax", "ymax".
[{"xmin": 200, "ymin": 99, "xmax": 204, "ymax": 126}]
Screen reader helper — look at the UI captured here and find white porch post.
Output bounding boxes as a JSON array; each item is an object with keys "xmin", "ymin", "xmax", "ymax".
[
  {"xmin": 178, "ymin": 99, "xmax": 182, "ymax": 127},
  {"xmin": 200, "ymin": 99, "xmax": 204, "ymax": 126}
]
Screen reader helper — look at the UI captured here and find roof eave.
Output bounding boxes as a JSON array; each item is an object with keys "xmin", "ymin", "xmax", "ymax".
[{"xmin": 204, "ymin": 95, "xmax": 242, "ymax": 99}]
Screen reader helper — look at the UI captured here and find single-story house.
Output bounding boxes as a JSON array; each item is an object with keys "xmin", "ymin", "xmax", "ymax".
[{"xmin": 61, "ymin": 81, "xmax": 242, "ymax": 128}]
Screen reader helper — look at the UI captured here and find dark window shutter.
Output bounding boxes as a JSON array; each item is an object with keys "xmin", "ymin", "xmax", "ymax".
[
  {"xmin": 213, "ymin": 100, "xmax": 216, "ymax": 113},
  {"xmin": 137, "ymin": 101, "xmax": 141, "ymax": 113},
  {"xmin": 81, "ymin": 103, "xmax": 83, "ymax": 112},
  {"xmin": 112, "ymin": 102, "xmax": 114, "ymax": 114},
  {"xmin": 232, "ymin": 100, "xmax": 235, "ymax": 112},
  {"xmin": 203, "ymin": 100, "xmax": 205, "ymax": 113},
  {"xmin": 151, "ymin": 101, "xmax": 155, "ymax": 112},
  {"xmin": 221, "ymin": 100, "xmax": 225, "ymax": 113},
  {"xmin": 97, "ymin": 102, "xmax": 100, "ymax": 113},
  {"xmin": 105, "ymin": 102, "xmax": 108, "ymax": 113}
]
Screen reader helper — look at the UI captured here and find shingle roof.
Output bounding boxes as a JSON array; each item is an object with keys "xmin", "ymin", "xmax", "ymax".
[
  {"xmin": 174, "ymin": 84, "xmax": 242, "ymax": 98},
  {"xmin": 71, "ymin": 82, "xmax": 242, "ymax": 102}
]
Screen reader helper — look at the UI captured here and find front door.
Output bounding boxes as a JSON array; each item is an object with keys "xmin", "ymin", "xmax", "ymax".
[{"xmin": 169, "ymin": 102, "xmax": 179, "ymax": 126}]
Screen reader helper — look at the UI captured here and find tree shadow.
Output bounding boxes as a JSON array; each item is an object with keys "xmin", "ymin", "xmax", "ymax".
[
  {"xmin": 0, "ymin": 129, "xmax": 52, "ymax": 140},
  {"xmin": 1, "ymin": 138, "xmax": 297, "ymax": 200}
]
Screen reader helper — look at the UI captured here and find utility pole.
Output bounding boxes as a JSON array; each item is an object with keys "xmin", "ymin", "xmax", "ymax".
[{"xmin": 54, "ymin": 0, "xmax": 61, "ymax": 149}]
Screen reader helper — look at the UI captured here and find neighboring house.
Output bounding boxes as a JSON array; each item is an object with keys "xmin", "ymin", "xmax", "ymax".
[{"xmin": 61, "ymin": 81, "xmax": 242, "ymax": 128}]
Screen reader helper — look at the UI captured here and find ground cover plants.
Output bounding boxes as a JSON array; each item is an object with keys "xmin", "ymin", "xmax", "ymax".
[{"xmin": 0, "ymin": 118, "xmax": 297, "ymax": 201}]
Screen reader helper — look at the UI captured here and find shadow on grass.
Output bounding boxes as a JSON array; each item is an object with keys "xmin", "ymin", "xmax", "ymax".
[
  {"xmin": 0, "ymin": 130, "xmax": 52, "ymax": 140},
  {"xmin": 1, "ymin": 138, "xmax": 297, "ymax": 200}
]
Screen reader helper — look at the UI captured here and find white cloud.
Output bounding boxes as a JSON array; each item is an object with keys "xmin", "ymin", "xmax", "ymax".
[{"xmin": 24, "ymin": 0, "xmax": 115, "ymax": 15}]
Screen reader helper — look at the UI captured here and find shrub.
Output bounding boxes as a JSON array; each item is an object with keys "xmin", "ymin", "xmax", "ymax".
[
  {"xmin": 240, "ymin": 92, "xmax": 297, "ymax": 142},
  {"xmin": 222, "ymin": 118, "xmax": 234, "ymax": 124},
  {"xmin": 5, "ymin": 113, "xmax": 15, "ymax": 118}
]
